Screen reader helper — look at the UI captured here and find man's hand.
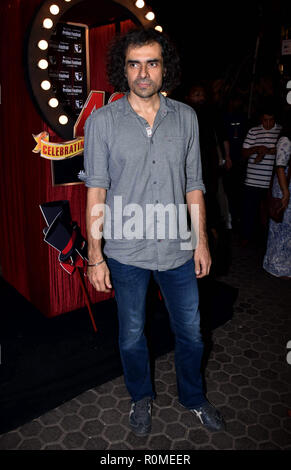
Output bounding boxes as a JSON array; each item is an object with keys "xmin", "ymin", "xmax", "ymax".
[
  {"xmin": 186, "ymin": 189, "xmax": 211, "ymax": 278},
  {"xmin": 194, "ymin": 242, "xmax": 212, "ymax": 278},
  {"xmin": 254, "ymin": 145, "xmax": 268, "ymax": 163},
  {"xmin": 254, "ymin": 154, "xmax": 264, "ymax": 163},
  {"xmin": 87, "ymin": 262, "xmax": 112, "ymax": 293},
  {"xmin": 224, "ymin": 156, "xmax": 232, "ymax": 170},
  {"xmin": 86, "ymin": 187, "xmax": 111, "ymax": 292}
]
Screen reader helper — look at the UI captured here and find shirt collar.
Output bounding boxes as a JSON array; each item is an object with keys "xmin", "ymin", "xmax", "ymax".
[
  {"xmin": 259, "ymin": 123, "xmax": 279, "ymax": 131},
  {"xmin": 120, "ymin": 92, "xmax": 175, "ymax": 116}
]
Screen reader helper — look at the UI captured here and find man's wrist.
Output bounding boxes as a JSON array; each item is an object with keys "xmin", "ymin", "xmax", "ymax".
[
  {"xmin": 87, "ymin": 259, "xmax": 105, "ymax": 267},
  {"xmin": 88, "ymin": 251, "xmax": 104, "ymax": 264},
  {"xmin": 197, "ymin": 235, "xmax": 209, "ymax": 247}
]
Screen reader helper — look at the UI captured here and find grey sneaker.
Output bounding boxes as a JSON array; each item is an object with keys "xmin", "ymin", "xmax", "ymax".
[
  {"xmin": 129, "ymin": 396, "xmax": 152, "ymax": 435},
  {"xmin": 190, "ymin": 401, "xmax": 226, "ymax": 432}
]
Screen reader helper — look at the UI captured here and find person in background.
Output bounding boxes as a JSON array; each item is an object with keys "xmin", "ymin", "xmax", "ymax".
[
  {"xmin": 186, "ymin": 83, "xmax": 221, "ymax": 229},
  {"xmin": 222, "ymin": 95, "xmax": 248, "ymax": 232},
  {"xmin": 263, "ymin": 113, "xmax": 291, "ymax": 279},
  {"xmin": 240, "ymin": 103, "xmax": 282, "ymax": 246},
  {"xmin": 186, "ymin": 82, "xmax": 230, "ymax": 274},
  {"xmin": 186, "ymin": 86, "xmax": 221, "ymax": 237}
]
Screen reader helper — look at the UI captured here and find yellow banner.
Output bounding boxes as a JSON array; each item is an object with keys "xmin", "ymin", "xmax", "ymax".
[{"xmin": 32, "ymin": 132, "xmax": 84, "ymax": 160}]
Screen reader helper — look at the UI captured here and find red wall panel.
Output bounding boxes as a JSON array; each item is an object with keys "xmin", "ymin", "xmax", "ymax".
[{"xmin": 0, "ymin": 0, "xmax": 131, "ymax": 316}]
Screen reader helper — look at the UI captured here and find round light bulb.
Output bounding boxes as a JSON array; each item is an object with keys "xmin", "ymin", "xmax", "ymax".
[
  {"xmin": 38, "ymin": 40, "xmax": 48, "ymax": 50},
  {"xmin": 59, "ymin": 115, "xmax": 68, "ymax": 125},
  {"xmin": 41, "ymin": 80, "xmax": 51, "ymax": 90},
  {"xmin": 38, "ymin": 59, "xmax": 49, "ymax": 69},
  {"xmin": 145, "ymin": 11, "xmax": 155, "ymax": 21},
  {"xmin": 135, "ymin": 0, "xmax": 145, "ymax": 8},
  {"xmin": 43, "ymin": 18, "xmax": 53, "ymax": 29},
  {"xmin": 155, "ymin": 25, "xmax": 163, "ymax": 32},
  {"xmin": 48, "ymin": 98, "xmax": 59, "ymax": 108},
  {"xmin": 41, "ymin": 80, "xmax": 51, "ymax": 91},
  {"xmin": 50, "ymin": 4, "xmax": 60, "ymax": 15}
]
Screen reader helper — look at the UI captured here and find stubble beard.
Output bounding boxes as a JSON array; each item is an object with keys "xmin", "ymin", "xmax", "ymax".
[{"xmin": 131, "ymin": 79, "xmax": 162, "ymax": 99}]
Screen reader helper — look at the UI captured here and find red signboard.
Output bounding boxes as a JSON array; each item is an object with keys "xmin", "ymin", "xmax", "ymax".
[{"xmin": 74, "ymin": 90, "xmax": 106, "ymax": 137}]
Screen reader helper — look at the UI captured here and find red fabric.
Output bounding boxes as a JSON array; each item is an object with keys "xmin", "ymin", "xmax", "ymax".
[
  {"xmin": 120, "ymin": 19, "xmax": 137, "ymax": 34},
  {"xmin": 61, "ymin": 231, "xmax": 77, "ymax": 256},
  {"xmin": 88, "ymin": 19, "xmax": 136, "ymax": 93},
  {"xmin": 0, "ymin": 0, "xmax": 132, "ymax": 317},
  {"xmin": 0, "ymin": 0, "xmax": 47, "ymax": 306},
  {"xmin": 89, "ymin": 24, "xmax": 115, "ymax": 94}
]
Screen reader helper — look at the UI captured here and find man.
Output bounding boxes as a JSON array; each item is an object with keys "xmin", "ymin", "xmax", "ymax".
[
  {"xmin": 241, "ymin": 105, "xmax": 282, "ymax": 245},
  {"xmin": 186, "ymin": 82, "xmax": 221, "ymax": 232},
  {"xmin": 222, "ymin": 96, "xmax": 248, "ymax": 232},
  {"xmin": 186, "ymin": 83, "xmax": 231, "ymax": 274},
  {"xmin": 80, "ymin": 28, "xmax": 225, "ymax": 435}
]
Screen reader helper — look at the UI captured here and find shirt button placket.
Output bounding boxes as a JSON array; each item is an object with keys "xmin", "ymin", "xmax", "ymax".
[{"xmin": 149, "ymin": 135, "xmax": 160, "ymax": 266}]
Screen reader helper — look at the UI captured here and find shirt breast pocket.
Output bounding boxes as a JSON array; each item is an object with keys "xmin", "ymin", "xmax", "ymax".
[{"xmin": 163, "ymin": 136, "xmax": 187, "ymax": 166}]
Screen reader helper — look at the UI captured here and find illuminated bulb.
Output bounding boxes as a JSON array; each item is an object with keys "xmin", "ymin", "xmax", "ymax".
[
  {"xmin": 48, "ymin": 98, "xmax": 59, "ymax": 108},
  {"xmin": 59, "ymin": 115, "xmax": 68, "ymax": 125},
  {"xmin": 50, "ymin": 4, "xmax": 60, "ymax": 15},
  {"xmin": 38, "ymin": 59, "xmax": 49, "ymax": 69},
  {"xmin": 145, "ymin": 11, "xmax": 155, "ymax": 21},
  {"xmin": 64, "ymin": 0, "xmax": 71, "ymax": 2},
  {"xmin": 135, "ymin": 0, "xmax": 145, "ymax": 8},
  {"xmin": 41, "ymin": 80, "xmax": 51, "ymax": 90},
  {"xmin": 43, "ymin": 18, "xmax": 53, "ymax": 29},
  {"xmin": 38, "ymin": 39, "xmax": 48, "ymax": 50},
  {"xmin": 155, "ymin": 25, "xmax": 163, "ymax": 32}
]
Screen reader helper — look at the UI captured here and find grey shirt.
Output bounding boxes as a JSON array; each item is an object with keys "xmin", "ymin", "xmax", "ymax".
[{"xmin": 79, "ymin": 93, "xmax": 205, "ymax": 271}]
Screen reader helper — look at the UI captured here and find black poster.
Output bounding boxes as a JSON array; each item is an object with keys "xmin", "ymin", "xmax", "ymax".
[{"xmin": 48, "ymin": 22, "xmax": 89, "ymax": 185}]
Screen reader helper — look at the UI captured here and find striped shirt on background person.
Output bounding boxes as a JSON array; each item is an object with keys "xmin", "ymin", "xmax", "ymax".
[{"xmin": 243, "ymin": 123, "xmax": 282, "ymax": 188}]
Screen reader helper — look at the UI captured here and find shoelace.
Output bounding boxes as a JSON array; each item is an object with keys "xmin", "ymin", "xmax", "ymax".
[
  {"xmin": 193, "ymin": 409, "xmax": 204, "ymax": 424},
  {"xmin": 131, "ymin": 399, "xmax": 151, "ymax": 422}
]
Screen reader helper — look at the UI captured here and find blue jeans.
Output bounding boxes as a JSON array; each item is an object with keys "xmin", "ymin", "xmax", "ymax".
[{"xmin": 106, "ymin": 257, "xmax": 206, "ymax": 409}]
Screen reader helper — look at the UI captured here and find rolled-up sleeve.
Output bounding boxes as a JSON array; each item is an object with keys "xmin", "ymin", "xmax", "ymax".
[
  {"xmin": 242, "ymin": 129, "xmax": 254, "ymax": 149},
  {"xmin": 78, "ymin": 112, "xmax": 111, "ymax": 188},
  {"xmin": 185, "ymin": 110, "xmax": 206, "ymax": 193}
]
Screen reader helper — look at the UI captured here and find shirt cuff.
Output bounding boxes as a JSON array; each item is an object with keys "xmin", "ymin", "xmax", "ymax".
[
  {"xmin": 78, "ymin": 171, "xmax": 110, "ymax": 189},
  {"xmin": 186, "ymin": 180, "xmax": 206, "ymax": 194}
]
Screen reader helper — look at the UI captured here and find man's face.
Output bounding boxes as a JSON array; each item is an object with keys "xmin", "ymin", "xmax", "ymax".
[
  {"xmin": 124, "ymin": 42, "xmax": 164, "ymax": 99},
  {"xmin": 188, "ymin": 87, "xmax": 206, "ymax": 106},
  {"xmin": 261, "ymin": 114, "xmax": 275, "ymax": 130}
]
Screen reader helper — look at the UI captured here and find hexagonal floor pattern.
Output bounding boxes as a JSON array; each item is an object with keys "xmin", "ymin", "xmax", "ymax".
[{"xmin": 0, "ymin": 236, "xmax": 290, "ymax": 450}]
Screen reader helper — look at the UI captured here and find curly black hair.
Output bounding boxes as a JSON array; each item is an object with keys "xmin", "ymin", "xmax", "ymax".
[{"xmin": 106, "ymin": 28, "xmax": 181, "ymax": 93}]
